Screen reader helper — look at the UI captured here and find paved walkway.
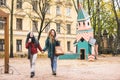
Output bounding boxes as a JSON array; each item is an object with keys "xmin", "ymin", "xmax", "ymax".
[{"xmin": 0, "ymin": 55, "xmax": 120, "ymax": 80}]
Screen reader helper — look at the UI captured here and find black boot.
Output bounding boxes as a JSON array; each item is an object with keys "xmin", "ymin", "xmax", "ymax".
[
  {"xmin": 52, "ymin": 71, "xmax": 56, "ymax": 76},
  {"xmin": 30, "ymin": 72, "xmax": 35, "ymax": 78}
]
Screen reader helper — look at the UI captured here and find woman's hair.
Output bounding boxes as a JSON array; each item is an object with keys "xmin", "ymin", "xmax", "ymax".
[
  {"xmin": 48, "ymin": 29, "xmax": 56, "ymax": 43},
  {"xmin": 26, "ymin": 32, "xmax": 36, "ymax": 43},
  {"xmin": 48, "ymin": 29, "xmax": 56, "ymax": 37}
]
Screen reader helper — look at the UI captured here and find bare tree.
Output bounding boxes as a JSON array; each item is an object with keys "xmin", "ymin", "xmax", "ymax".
[
  {"xmin": 72, "ymin": 0, "xmax": 78, "ymax": 13},
  {"xmin": 24, "ymin": 0, "xmax": 53, "ymax": 40},
  {"xmin": 3, "ymin": 0, "xmax": 14, "ymax": 58},
  {"xmin": 87, "ymin": 0, "xmax": 90, "ymax": 15},
  {"xmin": 10, "ymin": 0, "xmax": 14, "ymax": 58}
]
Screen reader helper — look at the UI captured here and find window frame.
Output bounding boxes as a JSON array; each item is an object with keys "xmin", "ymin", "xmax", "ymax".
[
  {"xmin": 56, "ymin": 23, "xmax": 61, "ymax": 33},
  {"xmin": 0, "ymin": 0, "xmax": 6, "ymax": 6},
  {"xmin": 32, "ymin": 1, "xmax": 38, "ymax": 11},
  {"xmin": 46, "ymin": 4, "xmax": 50, "ymax": 14},
  {"xmin": 67, "ymin": 41, "xmax": 71, "ymax": 51},
  {"xmin": 16, "ymin": 18, "xmax": 23, "ymax": 30},
  {"xmin": 16, "ymin": 0, "xmax": 22, "ymax": 9},
  {"xmin": 0, "ymin": 20, "xmax": 4, "ymax": 29},
  {"xmin": 66, "ymin": 7, "xmax": 71, "ymax": 16},
  {"xmin": 0, "ymin": 39, "xmax": 4, "ymax": 51},
  {"xmin": 32, "ymin": 20, "xmax": 38, "ymax": 32},
  {"xmin": 67, "ymin": 24, "xmax": 71, "ymax": 34},
  {"xmin": 16, "ymin": 40, "xmax": 22, "ymax": 52},
  {"xmin": 56, "ymin": 6, "xmax": 61, "ymax": 16}
]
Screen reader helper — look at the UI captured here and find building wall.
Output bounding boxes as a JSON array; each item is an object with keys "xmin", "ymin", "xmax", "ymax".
[{"xmin": 0, "ymin": 0, "xmax": 77, "ymax": 54}]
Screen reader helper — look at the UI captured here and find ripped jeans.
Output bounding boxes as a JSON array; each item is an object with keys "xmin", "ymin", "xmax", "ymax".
[{"xmin": 30, "ymin": 53, "xmax": 37, "ymax": 73}]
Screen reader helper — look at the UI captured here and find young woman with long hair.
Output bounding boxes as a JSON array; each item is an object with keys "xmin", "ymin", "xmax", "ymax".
[{"xmin": 43, "ymin": 29, "xmax": 60, "ymax": 75}]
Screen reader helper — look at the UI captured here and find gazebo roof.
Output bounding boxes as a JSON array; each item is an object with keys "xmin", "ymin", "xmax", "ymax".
[
  {"xmin": 0, "ymin": 9, "xmax": 9, "ymax": 17},
  {"xmin": 77, "ymin": 3, "xmax": 90, "ymax": 22}
]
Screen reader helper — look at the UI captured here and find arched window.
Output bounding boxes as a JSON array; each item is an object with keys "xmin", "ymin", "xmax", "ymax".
[
  {"xmin": 88, "ymin": 22, "xmax": 89, "ymax": 26},
  {"xmin": 80, "ymin": 37, "xmax": 84, "ymax": 42},
  {"xmin": 83, "ymin": 22, "xmax": 85, "ymax": 25},
  {"xmin": 79, "ymin": 22, "xmax": 80, "ymax": 26}
]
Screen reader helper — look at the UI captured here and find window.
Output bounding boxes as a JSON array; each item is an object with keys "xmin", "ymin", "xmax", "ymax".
[
  {"xmin": 56, "ymin": 0, "xmax": 62, "ymax": 3},
  {"xmin": 88, "ymin": 22, "xmax": 89, "ymax": 26},
  {"xmin": 56, "ymin": 6, "xmax": 61, "ymax": 16},
  {"xmin": 32, "ymin": 20, "xmax": 38, "ymax": 32},
  {"xmin": 0, "ymin": 22, "xmax": 4, "ymax": 29},
  {"xmin": 0, "ymin": 0, "xmax": 6, "ymax": 6},
  {"xmin": 79, "ymin": 22, "xmax": 80, "ymax": 26},
  {"xmin": 66, "ymin": 7, "xmax": 71, "ymax": 16},
  {"xmin": 0, "ymin": 39, "xmax": 4, "ymax": 51},
  {"xmin": 56, "ymin": 23, "xmax": 60, "ymax": 33},
  {"xmin": 16, "ymin": 40, "xmax": 22, "ymax": 52},
  {"xmin": 16, "ymin": 0, "xmax": 22, "ymax": 9},
  {"xmin": 32, "ymin": 1, "xmax": 37, "ymax": 11},
  {"xmin": 0, "ymin": 19, "xmax": 4, "ymax": 29},
  {"xmin": 45, "ymin": 22, "xmax": 50, "ymax": 33},
  {"xmin": 46, "ymin": 4, "xmax": 50, "ymax": 14},
  {"xmin": 67, "ymin": 41, "xmax": 70, "ymax": 51},
  {"xmin": 67, "ymin": 24, "xmax": 71, "ymax": 34},
  {"xmin": 16, "ymin": 18, "xmax": 22, "ymax": 30},
  {"xmin": 83, "ymin": 22, "xmax": 85, "ymax": 25},
  {"xmin": 56, "ymin": 0, "xmax": 60, "ymax": 2}
]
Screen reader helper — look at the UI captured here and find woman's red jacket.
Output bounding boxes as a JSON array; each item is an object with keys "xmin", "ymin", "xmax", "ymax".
[{"xmin": 26, "ymin": 42, "xmax": 42, "ymax": 54}]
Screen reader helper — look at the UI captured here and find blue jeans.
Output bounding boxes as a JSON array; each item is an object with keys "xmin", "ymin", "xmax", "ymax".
[{"xmin": 50, "ymin": 56, "xmax": 57, "ymax": 73}]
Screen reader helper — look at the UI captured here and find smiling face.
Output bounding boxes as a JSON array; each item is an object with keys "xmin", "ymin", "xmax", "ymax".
[
  {"xmin": 30, "ymin": 32, "xmax": 34, "ymax": 38},
  {"xmin": 49, "ymin": 29, "xmax": 56, "ymax": 38},
  {"xmin": 51, "ymin": 30, "xmax": 55, "ymax": 36}
]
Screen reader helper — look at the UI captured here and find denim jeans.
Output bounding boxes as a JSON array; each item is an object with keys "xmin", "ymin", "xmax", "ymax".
[{"xmin": 50, "ymin": 56, "xmax": 57, "ymax": 73}]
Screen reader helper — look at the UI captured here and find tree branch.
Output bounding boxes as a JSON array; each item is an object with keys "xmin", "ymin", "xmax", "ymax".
[{"xmin": 72, "ymin": 0, "xmax": 78, "ymax": 13}]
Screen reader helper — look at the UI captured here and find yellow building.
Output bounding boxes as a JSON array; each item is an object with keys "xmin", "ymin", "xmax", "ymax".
[{"xmin": 0, "ymin": 0, "xmax": 77, "ymax": 55}]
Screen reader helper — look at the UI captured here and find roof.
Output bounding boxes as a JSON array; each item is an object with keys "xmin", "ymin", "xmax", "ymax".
[
  {"xmin": 0, "ymin": 9, "xmax": 9, "ymax": 17},
  {"xmin": 77, "ymin": 8, "xmax": 90, "ymax": 22}
]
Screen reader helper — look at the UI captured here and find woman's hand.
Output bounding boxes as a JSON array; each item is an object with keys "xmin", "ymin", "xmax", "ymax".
[
  {"xmin": 28, "ymin": 38, "xmax": 31, "ymax": 43},
  {"xmin": 41, "ymin": 51, "xmax": 44, "ymax": 54}
]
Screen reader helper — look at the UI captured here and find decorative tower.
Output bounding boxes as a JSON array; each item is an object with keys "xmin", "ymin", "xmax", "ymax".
[{"xmin": 75, "ymin": 2, "xmax": 96, "ymax": 60}]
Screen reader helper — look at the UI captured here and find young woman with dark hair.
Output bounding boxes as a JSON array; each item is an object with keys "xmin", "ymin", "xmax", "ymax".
[{"xmin": 25, "ymin": 32, "xmax": 42, "ymax": 78}]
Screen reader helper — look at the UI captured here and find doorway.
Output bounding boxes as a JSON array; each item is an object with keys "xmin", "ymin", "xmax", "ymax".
[{"xmin": 80, "ymin": 49, "xmax": 85, "ymax": 60}]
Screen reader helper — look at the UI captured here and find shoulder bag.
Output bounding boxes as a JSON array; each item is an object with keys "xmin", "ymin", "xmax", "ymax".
[{"xmin": 55, "ymin": 46, "xmax": 64, "ymax": 56}]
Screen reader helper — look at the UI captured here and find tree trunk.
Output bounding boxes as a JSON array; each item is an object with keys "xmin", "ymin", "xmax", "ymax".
[
  {"xmin": 88, "ymin": 0, "xmax": 90, "ymax": 15},
  {"xmin": 83, "ymin": 0, "xmax": 85, "ymax": 8},
  {"xmin": 10, "ymin": 0, "xmax": 14, "ymax": 58},
  {"xmin": 96, "ymin": 0, "xmax": 102, "ymax": 53},
  {"xmin": 92, "ymin": 0, "xmax": 96, "ymax": 36},
  {"xmin": 72, "ymin": 0, "xmax": 78, "ymax": 13},
  {"xmin": 112, "ymin": 0, "xmax": 120, "ymax": 47},
  {"xmin": 38, "ymin": 14, "xmax": 45, "ymax": 40}
]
